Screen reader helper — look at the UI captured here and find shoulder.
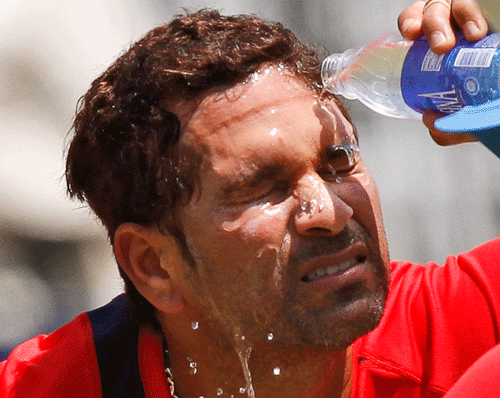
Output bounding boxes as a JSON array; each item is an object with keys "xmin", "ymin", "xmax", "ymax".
[
  {"xmin": 0, "ymin": 312, "xmax": 101, "ymax": 398},
  {"xmin": 444, "ymin": 343, "xmax": 500, "ymax": 398},
  {"xmin": 389, "ymin": 237, "xmax": 500, "ymax": 293},
  {"xmin": 354, "ymin": 238, "xmax": 500, "ymax": 394},
  {"xmin": 0, "ymin": 294, "xmax": 136, "ymax": 398},
  {"xmin": 386, "ymin": 238, "xmax": 500, "ymax": 341}
]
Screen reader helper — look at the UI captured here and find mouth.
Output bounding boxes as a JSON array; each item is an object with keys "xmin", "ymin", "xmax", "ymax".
[{"xmin": 300, "ymin": 255, "xmax": 367, "ymax": 283}]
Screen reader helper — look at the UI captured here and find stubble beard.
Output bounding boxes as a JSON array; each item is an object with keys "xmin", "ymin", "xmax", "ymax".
[
  {"xmin": 275, "ymin": 273, "xmax": 389, "ymax": 350},
  {"xmin": 181, "ymin": 224, "xmax": 391, "ymax": 352},
  {"xmin": 185, "ymin": 255, "xmax": 390, "ymax": 353}
]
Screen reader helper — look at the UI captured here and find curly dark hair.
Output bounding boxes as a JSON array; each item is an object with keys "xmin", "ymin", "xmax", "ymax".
[{"xmin": 65, "ymin": 8, "xmax": 346, "ymax": 323}]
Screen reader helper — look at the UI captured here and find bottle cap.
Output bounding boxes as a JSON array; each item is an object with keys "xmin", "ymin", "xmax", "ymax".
[{"xmin": 434, "ymin": 98, "xmax": 500, "ymax": 158}]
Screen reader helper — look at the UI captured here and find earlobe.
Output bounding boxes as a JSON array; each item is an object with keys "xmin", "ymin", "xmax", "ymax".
[{"xmin": 113, "ymin": 223, "xmax": 185, "ymax": 314}]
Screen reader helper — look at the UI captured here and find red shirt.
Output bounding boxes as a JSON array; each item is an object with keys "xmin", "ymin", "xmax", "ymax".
[
  {"xmin": 353, "ymin": 238, "xmax": 500, "ymax": 397},
  {"xmin": 2, "ymin": 238, "xmax": 500, "ymax": 398},
  {"xmin": 442, "ymin": 343, "xmax": 500, "ymax": 398}
]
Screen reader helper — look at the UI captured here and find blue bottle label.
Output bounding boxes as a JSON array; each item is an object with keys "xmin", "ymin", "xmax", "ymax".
[{"xmin": 401, "ymin": 33, "xmax": 500, "ymax": 114}]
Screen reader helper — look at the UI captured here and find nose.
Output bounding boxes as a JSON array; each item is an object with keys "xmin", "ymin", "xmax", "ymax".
[{"xmin": 294, "ymin": 175, "xmax": 353, "ymax": 236}]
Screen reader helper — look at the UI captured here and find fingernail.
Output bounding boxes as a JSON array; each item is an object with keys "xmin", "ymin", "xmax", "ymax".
[
  {"xmin": 464, "ymin": 21, "xmax": 481, "ymax": 37},
  {"xmin": 430, "ymin": 31, "xmax": 446, "ymax": 48},
  {"xmin": 401, "ymin": 18, "xmax": 416, "ymax": 35}
]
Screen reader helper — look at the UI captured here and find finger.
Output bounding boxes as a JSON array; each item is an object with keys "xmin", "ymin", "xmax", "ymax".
[
  {"xmin": 422, "ymin": 109, "xmax": 440, "ymax": 131},
  {"xmin": 421, "ymin": 0, "xmax": 456, "ymax": 54},
  {"xmin": 398, "ymin": 1, "xmax": 425, "ymax": 41},
  {"xmin": 423, "ymin": 110, "xmax": 477, "ymax": 146},
  {"xmin": 429, "ymin": 130, "xmax": 477, "ymax": 146},
  {"xmin": 450, "ymin": 0, "xmax": 489, "ymax": 42}
]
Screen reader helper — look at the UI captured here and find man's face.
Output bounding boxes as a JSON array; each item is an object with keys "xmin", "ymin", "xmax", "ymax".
[{"xmin": 172, "ymin": 67, "xmax": 390, "ymax": 350}]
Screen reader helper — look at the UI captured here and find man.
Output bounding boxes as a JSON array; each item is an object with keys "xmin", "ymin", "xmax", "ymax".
[{"xmin": 1, "ymin": 1, "xmax": 497, "ymax": 397}]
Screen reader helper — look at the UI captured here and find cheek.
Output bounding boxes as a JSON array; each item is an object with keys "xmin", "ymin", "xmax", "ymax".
[
  {"xmin": 179, "ymin": 202, "xmax": 295, "ymax": 321},
  {"xmin": 221, "ymin": 202, "xmax": 295, "ymax": 268},
  {"xmin": 180, "ymin": 200, "xmax": 294, "ymax": 268},
  {"xmin": 221, "ymin": 203, "xmax": 295, "ymax": 288},
  {"xmin": 223, "ymin": 201, "xmax": 288, "ymax": 237},
  {"xmin": 348, "ymin": 171, "xmax": 386, "ymax": 244}
]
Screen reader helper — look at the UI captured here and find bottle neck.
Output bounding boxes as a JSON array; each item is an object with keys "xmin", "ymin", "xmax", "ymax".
[{"xmin": 321, "ymin": 49, "xmax": 358, "ymax": 98}]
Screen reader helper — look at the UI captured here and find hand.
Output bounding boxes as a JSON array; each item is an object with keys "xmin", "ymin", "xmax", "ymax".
[
  {"xmin": 398, "ymin": 0, "xmax": 489, "ymax": 54},
  {"xmin": 423, "ymin": 110, "xmax": 477, "ymax": 145},
  {"xmin": 400, "ymin": 0, "xmax": 488, "ymax": 144}
]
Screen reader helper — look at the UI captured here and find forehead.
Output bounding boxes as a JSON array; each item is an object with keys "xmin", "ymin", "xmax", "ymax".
[{"xmin": 174, "ymin": 68, "xmax": 356, "ymax": 171}]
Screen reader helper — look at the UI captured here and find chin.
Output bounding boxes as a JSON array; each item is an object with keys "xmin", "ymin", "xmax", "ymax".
[{"xmin": 282, "ymin": 282, "xmax": 389, "ymax": 351}]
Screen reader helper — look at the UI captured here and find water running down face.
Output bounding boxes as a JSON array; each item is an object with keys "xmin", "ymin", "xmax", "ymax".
[{"xmin": 170, "ymin": 66, "xmax": 390, "ymax": 351}]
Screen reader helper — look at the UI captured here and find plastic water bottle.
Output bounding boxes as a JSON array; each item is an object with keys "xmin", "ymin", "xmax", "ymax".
[{"xmin": 321, "ymin": 32, "xmax": 500, "ymax": 119}]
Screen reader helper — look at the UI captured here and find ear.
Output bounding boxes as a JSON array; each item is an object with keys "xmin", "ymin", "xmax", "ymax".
[{"xmin": 113, "ymin": 223, "xmax": 185, "ymax": 314}]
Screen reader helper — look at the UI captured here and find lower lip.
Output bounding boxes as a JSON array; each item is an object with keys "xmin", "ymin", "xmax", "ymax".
[{"xmin": 301, "ymin": 260, "xmax": 369, "ymax": 292}]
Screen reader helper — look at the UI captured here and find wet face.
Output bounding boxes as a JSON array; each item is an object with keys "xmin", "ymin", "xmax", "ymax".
[{"xmin": 172, "ymin": 68, "xmax": 390, "ymax": 350}]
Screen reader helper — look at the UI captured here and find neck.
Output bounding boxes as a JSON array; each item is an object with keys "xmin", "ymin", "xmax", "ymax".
[{"xmin": 160, "ymin": 314, "xmax": 354, "ymax": 398}]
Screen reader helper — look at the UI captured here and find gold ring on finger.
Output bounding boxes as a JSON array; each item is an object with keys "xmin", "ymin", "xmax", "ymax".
[{"xmin": 423, "ymin": 0, "xmax": 452, "ymax": 13}]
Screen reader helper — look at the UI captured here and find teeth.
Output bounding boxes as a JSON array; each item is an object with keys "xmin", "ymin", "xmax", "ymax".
[{"xmin": 305, "ymin": 258, "xmax": 358, "ymax": 282}]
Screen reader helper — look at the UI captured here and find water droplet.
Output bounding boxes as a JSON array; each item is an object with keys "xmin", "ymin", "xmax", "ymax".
[
  {"xmin": 260, "ymin": 201, "xmax": 271, "ymax": 210},
  {"xmin": 269, "ymin": 127, "xmax": 278, "ymax": 136},
  {"xmin": 239, "ymin": 387, "xmax": 246, "ymax": 394},
  {"xmin": 191, "ymin": 321, "xmax": 199, "ymax": 330},
  {"xmin": 310, "ymin": 198, "xmax": 318, "ymax": 214},
  {"xmin": 234, "ymin": 341, "xmax": 255, "ymax": 398},
  {"xmin": 217, "ymin": 388, "xmax": 223, "ymax": 395},
  {"xmin": 267, "ymin": 333, "xmax": 274, "ymax": 340},
  {"xmin": 234, "ymin": 333, "xmax": 246, "ymax": 341},
  {"xmin": 273, "ymin": 367, "xmax": 281, "ymax": 376},
  {"xmin": 270, "ymin": 108, "xmax": 276, "ymax": 114},
  {"xmin": 262, "ymin": 202, "xmax": 281, "ymax": 216},
  {"xmin": 222, "ymin": 220, "xmax": 241, "ymax": 232}
]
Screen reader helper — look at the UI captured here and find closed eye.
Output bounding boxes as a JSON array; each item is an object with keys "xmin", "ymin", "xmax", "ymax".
[{"xmin": 250, "ymin": 180, "xmax": 290, "ymax": 204}]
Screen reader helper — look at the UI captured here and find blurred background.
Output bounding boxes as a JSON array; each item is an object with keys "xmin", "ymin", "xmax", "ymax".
[{"xmin": 1, "ymin": 0, "xmax": 499, "ymax": 359}]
